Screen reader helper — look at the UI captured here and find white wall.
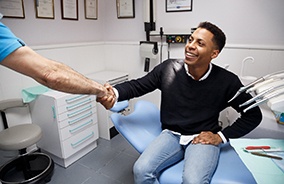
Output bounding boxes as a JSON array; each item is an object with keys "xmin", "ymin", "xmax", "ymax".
[
  {"xmin": 104, "ymin": 0, "xmax": 284, "ymax": 46},
  {"xmin": 3, "ymin": 0, "xmax": 284, "ymax": 45},
  {"xmin": 1, "ymin": 0, "xmax": 104, "ymax": 45},
  {"xmin": 158, "ymin": 0, "xmax": 284, "ymax": 46}
]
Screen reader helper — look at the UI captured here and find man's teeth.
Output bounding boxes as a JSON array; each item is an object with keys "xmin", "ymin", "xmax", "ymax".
[{"xmin": 186, "ymin": 52, "xmax": 196, "ymax": 57}]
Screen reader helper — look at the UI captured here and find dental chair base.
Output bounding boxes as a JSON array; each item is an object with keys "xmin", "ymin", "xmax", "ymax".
[{"xmin": 111, "ymin": 100, "xmax": 256, "ymax": 184}]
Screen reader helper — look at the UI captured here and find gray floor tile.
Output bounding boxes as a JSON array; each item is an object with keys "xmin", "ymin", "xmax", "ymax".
[
  {"xmin": 49, "ymin": 163, "xmax": 95, "ymax": 184},
  {"xmin": 99, "ymin": 152, "xmax": 137, "ymax": 184},
  {"xmin": 123, "ymin": 145, "xmax": 140, "ymax": 158},
  {"xmin": 82, "ymin": 172, "xmax": 121, "ymax": 184},
  {"xmin": 78, "ymin": 144, "xmax": 121, "ymax": 172},
  {"xmin": 99, "ymin": 135, "xmax": 131, "ymax": 152}
]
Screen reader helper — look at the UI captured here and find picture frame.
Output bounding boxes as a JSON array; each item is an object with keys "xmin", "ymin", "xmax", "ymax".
[
  {"xmin": 0, "ymin": 0, "xmax": 25, "ymax": 18},
  {"xmin": 85, "ymin": 0, "xmax": 97, "ymax": 20},
  {"xmin": 116, "ymin": 0, "xmax": 135, "ymax": 19},
  {"xmin": 35, "ymin": 0, "xmax": 54, "ymax": 19},
  {"xmin": 166, "ymin": 0, "xmax": 193, "ymax": 12},
  {"xmin": 61, "ymin": 0, "xmax": 78, "ymax": 20}
]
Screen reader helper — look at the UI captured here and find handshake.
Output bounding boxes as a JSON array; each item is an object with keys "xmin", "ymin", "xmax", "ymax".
[{"xmin": 96, "ymin": 83, "xmax": 117, "ymax": 110}]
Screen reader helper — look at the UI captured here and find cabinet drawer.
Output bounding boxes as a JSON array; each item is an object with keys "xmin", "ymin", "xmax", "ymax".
[
  {"xmin": 58, "ymin": 102, "xmax": 97, "ymax": 122},
  {"xmin": 56, "ymin": 94, "xmax": 95, "ymax": 108},
  {"xmin": 57, "ymin": 96, "xmax": 95, "ymax": 115},
  {"xmin": 60, "ymin": 117, "xmax": 97, "ymax": 141},
  {"xmin": 58, "ymin": 110, "xmax": 97, "ymax": 129},
  {"xmin": 61, "ymin": 124, "xmax": 98, "ymax": 159}
]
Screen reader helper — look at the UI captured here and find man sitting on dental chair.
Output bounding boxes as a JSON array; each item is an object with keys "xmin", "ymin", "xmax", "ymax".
[{"xmin": 98, "ymin": 21, "xmax": 262, "ymax": 184}]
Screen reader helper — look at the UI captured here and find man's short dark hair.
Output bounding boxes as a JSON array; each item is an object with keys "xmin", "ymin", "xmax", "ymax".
[{"xmin": 198, "ymin": 22, "xmax": 226, "ymax": 52}]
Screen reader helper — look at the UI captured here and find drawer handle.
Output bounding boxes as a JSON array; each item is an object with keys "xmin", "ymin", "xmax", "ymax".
[
  {"xmin": 69, "ymin": 120, "xmax": 93, "ymax": 134},
  {"xmin": 52, "ymin": 106, "xmax": 56, "ymax": 119},
  {"xmin": 68, "ymin": 111, "xmax": 93, "ymax": 125},
  {"xmin": 66, "ymin": 98, "xmax": 92, "ymax": 111},
  {"xmin": 71, "ymin": 131, "xmax": 94, "ymax": 148},
  {"xmin": 65, "ymin": 95, "xmax": 88, "ymax": 103},
  {"xmin": 67, "ymin": 105, "xmax": 92, "ymax": 118}
]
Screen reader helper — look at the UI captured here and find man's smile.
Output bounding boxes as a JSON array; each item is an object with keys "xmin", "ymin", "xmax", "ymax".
[{"xmin": 185, "ymin": 51, "xmax": 198, "ymax": 60}]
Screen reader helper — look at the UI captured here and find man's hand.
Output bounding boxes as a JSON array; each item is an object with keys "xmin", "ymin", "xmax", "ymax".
[
  {"xmin": 192, "ymin": 131, "xmax": 222, "ymax": 145},
  {"xmin": 96, "ymin": 83, "xmax": 116, "ymax": 110},
  {"xmin": 96, "ymin": 86, "xmax": 108, "ymax": 98}
]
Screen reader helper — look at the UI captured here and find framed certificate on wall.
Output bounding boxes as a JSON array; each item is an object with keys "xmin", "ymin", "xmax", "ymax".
[
  {"xmin": 0, "ymin": 0, "xmax": 25, "ymax": 18},
  {"xmin": 61, "ymin": 0, "xmax": 78, "ymax": 20},
  {"xmin": 35, "ymin": 0, "xmax": 54, "ymax": 19},
  {"xmin": 116, "ymin": 0, "xmax": 135, "ymax": 19},
  {"xmin": 85, "ymin": 0, "xmax": 97, "ymax": 20},
  {"xmin": 166, "ymin": 0, "xmax": 193, "ymax": 12}
]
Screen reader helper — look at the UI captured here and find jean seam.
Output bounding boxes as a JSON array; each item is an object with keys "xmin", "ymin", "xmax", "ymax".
[
  {"xmin": 202, "ymin": 145, "xmax": 220, "ymax": 184},
  {"xmin": 154, "ymin": 144, "xmax": 183, "ymax": 175}
]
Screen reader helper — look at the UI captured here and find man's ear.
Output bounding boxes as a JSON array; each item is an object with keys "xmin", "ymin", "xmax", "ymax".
[{"xmin": 211, "ymin": 49, "xmax": 219, "ymax": 59}]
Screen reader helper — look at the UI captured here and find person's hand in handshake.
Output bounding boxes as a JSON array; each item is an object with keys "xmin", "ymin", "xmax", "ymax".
[{"xmin": 96, "ymin": 83, "xmax": 116, "ymax": 110}]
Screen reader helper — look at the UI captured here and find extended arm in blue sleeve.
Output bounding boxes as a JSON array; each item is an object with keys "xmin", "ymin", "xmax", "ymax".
[{"xmin": 0, "ymin": 22, "xmax": 25, "ymax": 62}]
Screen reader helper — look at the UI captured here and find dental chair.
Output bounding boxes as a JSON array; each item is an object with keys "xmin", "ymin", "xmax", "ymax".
[
  {"xmin": 0, "ymin": 98, "xmax": 54, "ymax": 184},
  {"xmin": 110, "ymin": 100, "xmax": 256, "ymax": 184}
]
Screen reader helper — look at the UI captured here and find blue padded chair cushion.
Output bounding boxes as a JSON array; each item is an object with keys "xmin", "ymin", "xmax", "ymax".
[
  {"xmin": 110, "ymin": 100, "xmax": 256, "ymax": 184},
  {"xmin": 110, "ymin": 100, "xmax": 161, "ymax": 153}
]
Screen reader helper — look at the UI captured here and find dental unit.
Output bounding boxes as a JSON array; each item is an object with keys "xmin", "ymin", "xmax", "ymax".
[
  {"xmin": 239, "ymin": 82, "xmax": 284, "ymax": 107},
  {"xmin": 228, "ymin": 70, "xmax": 284, "ymax": 113},
  {"xmin": 243, "ymin": 88, "xmax": 284, "ymax": 113},
  {"xmin": 228, "ymin": 70, "xmax": 284, "ymax": 103},
  {"xmin": 246, "ymin": 73, "xmax": 284, "ymax": 94}
]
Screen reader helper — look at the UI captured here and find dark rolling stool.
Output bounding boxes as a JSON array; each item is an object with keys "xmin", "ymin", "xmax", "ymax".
[{"xmin": 0, "ymin": 99, "xmax": 54, "ymax": 184}]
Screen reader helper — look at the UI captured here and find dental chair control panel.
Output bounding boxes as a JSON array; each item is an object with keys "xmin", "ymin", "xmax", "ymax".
[{"xmin": 166, "ymin": 34, "xmax": 189, "ymax": 44}]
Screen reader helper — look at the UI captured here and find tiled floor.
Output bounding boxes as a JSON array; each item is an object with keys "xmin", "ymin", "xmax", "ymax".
[{"xmin": 0, "ymin": 134, "xmax": 140, "ymax": 184}]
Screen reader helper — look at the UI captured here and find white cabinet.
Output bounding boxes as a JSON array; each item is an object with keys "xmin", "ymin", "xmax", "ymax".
[
  {"xmin": 29, "ymin": 90, "xmax": 99, "ymax": 168},
  {"xmin": 87, "ymin": 71, "xmax": 129, "ymax": 140}
]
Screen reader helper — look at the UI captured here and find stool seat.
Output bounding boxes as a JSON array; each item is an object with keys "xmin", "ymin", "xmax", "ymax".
[{"xmin": 0, "ymin": 124, "xmax": 42, "ymax": 151}]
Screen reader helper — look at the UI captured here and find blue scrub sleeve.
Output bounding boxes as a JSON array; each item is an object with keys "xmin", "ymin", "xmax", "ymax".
[{"xmin": 0, "ymin": 22, "xmax": 25, "ymax": 62}]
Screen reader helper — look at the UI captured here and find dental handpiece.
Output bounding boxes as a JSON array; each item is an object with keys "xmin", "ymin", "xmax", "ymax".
[
  {"xmin": 239, "ymin": 83, "xmax": 284, "ymax": 107},
  {"xmin": 239, "ymin": 87, "xmax": 274, "ymax": 107},
  {"xmin": 243, "ymin": 90, "xmax": 284, "ymax": 113},
  {"xmin": 228, "ymin": 77, "xmax": 265, "ymax": 103},
  {"xmin": 246, "ymin": 74, "xmax": 284, "ymax": 94},
  {"xmin": 228, "ymin": 70, "xmax": 284, "ymax": 103}
]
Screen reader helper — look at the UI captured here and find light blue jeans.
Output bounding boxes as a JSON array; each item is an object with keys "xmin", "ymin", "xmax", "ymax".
[{"xmin": 133, "ymin": 129, "xmax": 220, "ymax": 184}]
